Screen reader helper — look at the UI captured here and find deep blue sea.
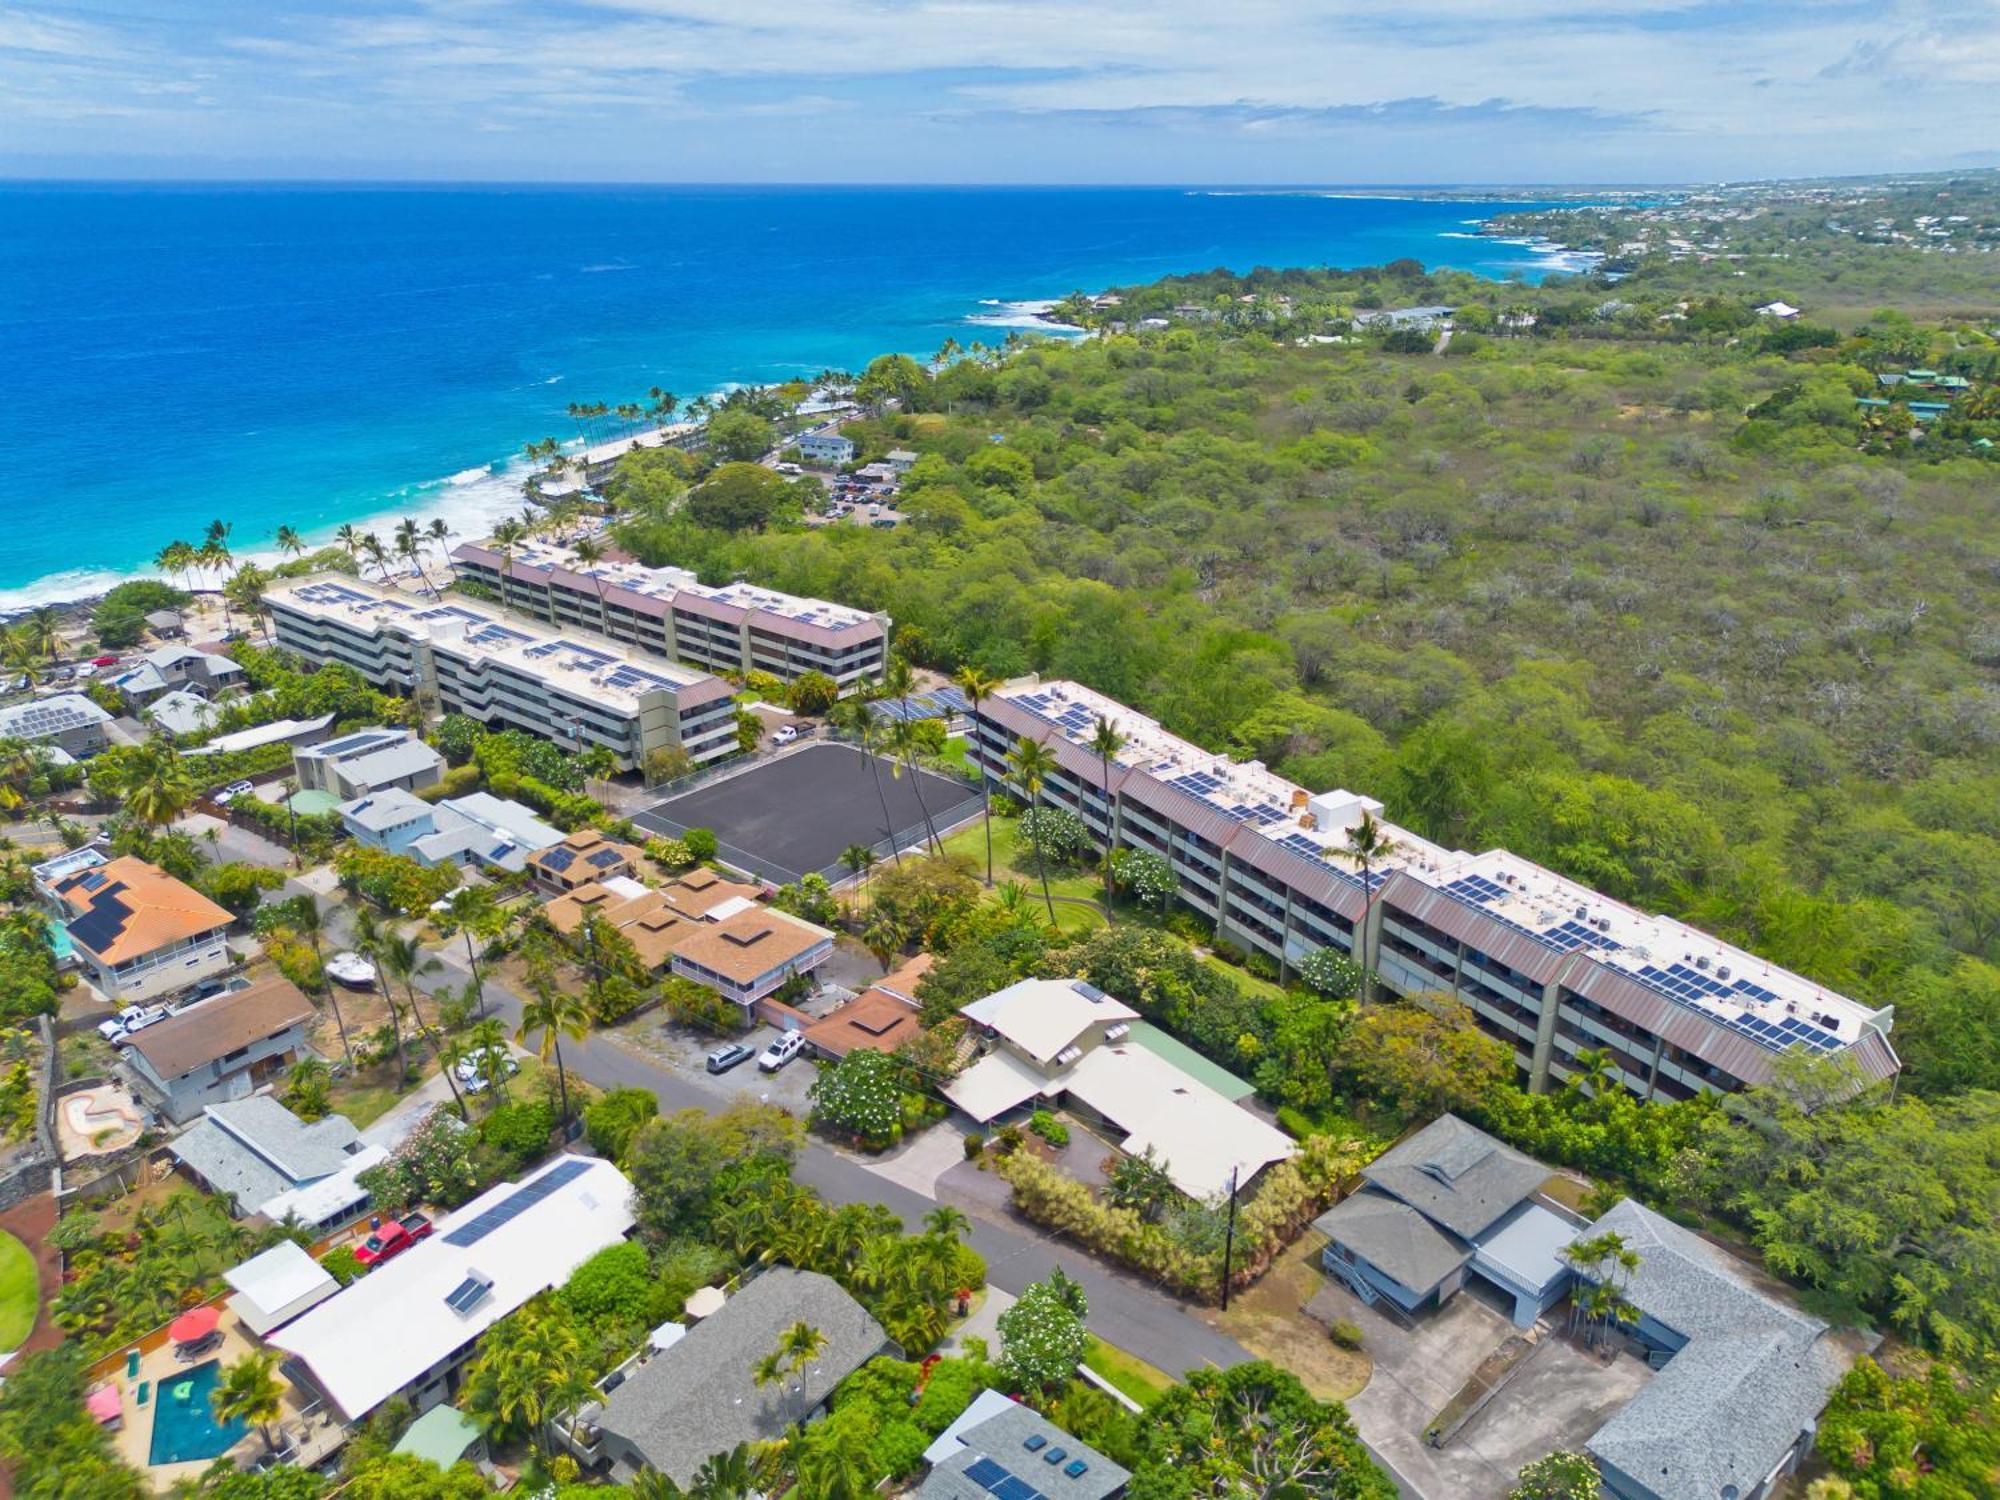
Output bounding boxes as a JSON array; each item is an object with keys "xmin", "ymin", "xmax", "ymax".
[{"xmin": 0, "ymin": 185, "xmax": 1581, "ymax": 606}]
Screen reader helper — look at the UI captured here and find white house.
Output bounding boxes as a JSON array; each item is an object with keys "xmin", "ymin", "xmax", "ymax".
[{"xmin": 796, "ymin": 431, "xmax": 855, "ymax": 466}]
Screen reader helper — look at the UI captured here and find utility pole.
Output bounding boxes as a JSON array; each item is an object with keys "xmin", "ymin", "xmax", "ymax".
[{"xmin": 1220, "ymin": 1166, "xmax": 1240, "ymax": 1310}]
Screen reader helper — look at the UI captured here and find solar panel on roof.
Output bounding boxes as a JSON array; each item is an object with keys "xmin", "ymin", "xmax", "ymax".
[
  {"xmin": 964, "ymin": 1458, "xmax": 1010, "ymax": 1491},
  {"xmin": 1278, "ymin": 832, "xmax": 1323, "ymax": 858},
  {"xmin": 444, "ymin": 1272, "xmax": 493, "ymax": 1314},
  {"xmin": 994, "ymin": 1476, "xmax": 1039, "ymax": 1500},
  {"xmin": 441, "ymin": 1158, "xmax": 592, "ymax": 1246}
]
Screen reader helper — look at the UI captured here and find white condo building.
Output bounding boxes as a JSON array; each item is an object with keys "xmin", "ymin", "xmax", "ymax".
[{"xmin": 264, "ymin": 575, "xmax": 739, "ymax": 770}]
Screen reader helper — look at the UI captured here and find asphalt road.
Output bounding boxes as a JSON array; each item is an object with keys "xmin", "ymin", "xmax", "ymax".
[{"xmin": 408, "ymin": 946, "xmax": 1248, "ymax": 1378}]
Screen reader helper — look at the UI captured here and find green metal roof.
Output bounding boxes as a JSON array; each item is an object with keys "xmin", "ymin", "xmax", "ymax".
[
  {"xmin": 1124, "ymin": 1021, "xmax": 1255, "ymax": 1101},
  {"xmin": 392, "ymin": 1404, "xmax": 482, "ymax": 1468},
  {"xmin": 286, "ymin": 788, "xmax": 342, "ymax": 817}
]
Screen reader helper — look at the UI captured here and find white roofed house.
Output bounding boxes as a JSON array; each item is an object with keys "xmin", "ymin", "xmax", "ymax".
[
  {"xmin": 944, "ymin": 977, "xmax": 1293, "ymax": 1202},
  {"xmin": 270, "ymin": 1155, "xmax": 636, "ymax": 1427},
  {"xmin": 294, "ymin": 726, "xmax": 445, "ymax": 799},
  {"xmin": 337, "ymin": 787, "xmax": 562, "ymax": 873}
]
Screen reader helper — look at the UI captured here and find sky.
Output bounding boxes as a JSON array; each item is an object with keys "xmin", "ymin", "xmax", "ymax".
[{"xmin": 4, "ymin": 0, "xmax": 2000, "ymax": 184}]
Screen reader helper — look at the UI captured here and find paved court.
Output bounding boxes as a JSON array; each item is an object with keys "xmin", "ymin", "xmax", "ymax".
[{"xmin": 635, "ymin": 742, "xmax": 982, "ymax": 883}]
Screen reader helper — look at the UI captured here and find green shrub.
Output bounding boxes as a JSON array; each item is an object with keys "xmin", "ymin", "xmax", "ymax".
[
  {"xmin": 1029, "ymin": 1109, "xmax": 1070, "ymax": 1148},
  {"xmin": 584, "ymin": 1087, "xmax": 659, "ymax": 1162},
  {"xmin": 683, "ymin": 827, "xmax": 719, "ymax": 861},
  {"xmin": 560, "ymin": 1241, "xmax": 654, "ymax": 1329},
  {"xmin": 320, "ymin": 1245, "xmax": 363, "ymax": 1286},
  {"xmin": 963, "ymin": 1132, "xmax": 985, "ymax": 1160},
  {"xmin": 1328, "ymin": 1318, "xmax": 1365, "ymax": 1350},
  {"xmin": 1276, "ymin": 1105, "xmax": 1317, "ymax": 1141},
  {"xmin": 479, "ymin": 1098, "xmax": 555, "ymax": 1168}
]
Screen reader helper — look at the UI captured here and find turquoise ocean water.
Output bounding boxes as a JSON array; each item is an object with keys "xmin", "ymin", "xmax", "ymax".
[{"xmin": 0, "ymin": 185, "xmax": 1580, "ymax": 607}]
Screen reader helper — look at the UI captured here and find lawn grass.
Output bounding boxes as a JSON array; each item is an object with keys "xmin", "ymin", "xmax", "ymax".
[
  {"xmin": 0, "ymin": 1231, "xmax": 36, "ymax": 1351},
  {"xmin": 1217, "ymin": 1233, "xmax": 1371, "ymax": 1402},
  {"xmin": 1082, "ymin": 1336, "xmax": 1174, "ymax": 1408},
  {"xmin": 1205, "ymin": 953, "xmax": 1289, "ymax": 1005},
  {"xmin": 327, "ymin": 1069, "xmax": 405, "ymax": 1129}
]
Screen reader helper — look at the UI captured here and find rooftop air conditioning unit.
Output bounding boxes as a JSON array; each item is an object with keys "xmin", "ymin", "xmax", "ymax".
[
  {"xmin": 1695, "ymin": 956, "xmax": 1710, "ymax": 970},
  {"xmin": 1575, "ymin": 905, "xmax": 1588, "ymax": 920},
  {"xmin": 1718, "ymin": 965, "xmax": 1731, "ymax": 980}
]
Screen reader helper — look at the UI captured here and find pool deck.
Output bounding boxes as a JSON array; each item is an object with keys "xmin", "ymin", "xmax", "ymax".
[{"xmin": 100, "ymin": 1304, "xmax": 346, "ymax": 1490}]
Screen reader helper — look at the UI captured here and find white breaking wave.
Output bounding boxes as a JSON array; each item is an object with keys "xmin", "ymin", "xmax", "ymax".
[{"xmin": 963, "ymin": 299, "xmax": 1081, "ymax": 333}]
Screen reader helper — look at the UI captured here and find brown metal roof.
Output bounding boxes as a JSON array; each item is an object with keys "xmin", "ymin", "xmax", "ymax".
[
  {"xmin": 1117, "ymin": 771, "xmax": 1244, "ymax": 847},
  {"xmin": 1562, "ymin": 959, "xmax": 1781, "ymax": 1087},
  {"xmin": 670, "ymin": 908, "xmax": 832, "ymax": 984},
  {"xmin": 1223, "ymin": 831, "xmax": 1367, "ymax": 920},
  {"xmin": 1379, "ymin": 874, "xmax": 1569, "ymax": 984},
  {"xmin": 125, "ymin": 974, "xmax": 314, "ymax": 1080}
]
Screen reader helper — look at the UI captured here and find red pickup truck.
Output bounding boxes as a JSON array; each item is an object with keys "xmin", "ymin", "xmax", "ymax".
[{"xmin": 354, "ymin": 1212, "xmax": 433, "ymax": 1268}]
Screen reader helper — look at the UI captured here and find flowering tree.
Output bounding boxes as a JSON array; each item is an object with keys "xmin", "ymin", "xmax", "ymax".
[
  {"xmin": 1508, "ymin": 1451, "xmax": 1601, "ymax": 1500},
  {"xmin": 809, "ymin": 1049, "xmax": 905, "ymax": 1149},
  {"xmin": 1296, "ymin": 946, "xmax": 1362, "ymax": 999},
  {"xmin": 1019, "ymin": 805, "xmax": 1091, "ymax": 867},
  {"xmin": 1112, "ymin": 847, "xmax": 1176, "ymax": 910},
  {"xmin": 997, "ymin": 1269, "xmax": 1088, "ymax": 1390},
  {"xmin": 356, "ymin": 1105, "xmax": 479, "ymax": 1211}
]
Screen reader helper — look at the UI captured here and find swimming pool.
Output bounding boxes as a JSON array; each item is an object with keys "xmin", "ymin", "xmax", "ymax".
[
  {"xmin": 148, "ymin": 1359, "xmax": 247, "ymax": 1466},
  {"xmin": 44, "ymin": 918, "xmax": 71, "ymax": 964}
]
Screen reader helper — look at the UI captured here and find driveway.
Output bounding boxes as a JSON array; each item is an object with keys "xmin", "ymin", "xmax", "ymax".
[{"xmin": 409, "ymin": 945, "xmax": 1247, "ymax": 1380}]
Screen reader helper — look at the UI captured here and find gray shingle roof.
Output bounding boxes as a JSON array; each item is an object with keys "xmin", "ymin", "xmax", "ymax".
[
  {"xmin": 1580, "ymin": 1199, "xmax": 1845, "ymax": 1500},
  {"xmin": 595, "ymin": 1268, "xmax": 890, "ymax": 1483},
  {"xmin": 921, "ymin": 1403, "xmax": 1131, "ymax": 1500},
  {"xmin": 169, "ymin": 1097, "xmax": 360, "ymax": 1210},
  {"xmin": 1361, "ymin": 1113, "xmax": 1551, "ymax": 1239},
  {"xmin": 1313, "ymin": 1188, "xmax": 1471, "ymax": 1295},
  {"xmin": 338, "ymin": 786, "xmax": 435, "ymax": 833}
]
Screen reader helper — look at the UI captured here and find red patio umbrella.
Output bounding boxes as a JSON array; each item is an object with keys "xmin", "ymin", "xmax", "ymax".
[{"xmin": 168, "ymin": 1305, "xmax": 220, "ymax": 1343}]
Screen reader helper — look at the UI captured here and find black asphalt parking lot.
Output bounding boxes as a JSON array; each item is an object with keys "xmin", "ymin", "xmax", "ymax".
[{"xmin": 635, "ymin": 743, "xmax": 982, "ymax": 883}]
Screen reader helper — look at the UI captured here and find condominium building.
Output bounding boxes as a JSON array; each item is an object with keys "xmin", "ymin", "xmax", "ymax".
[
  {"xmin": 264, "ymin": 575, "xmax": 739, "ymax": 770},
  {"xmin": 451, "ymin": 538, "xmax": 889, "ymax": 688},
  {"xmin": 971, "ymin": 681, "xmax": 1899, "ymax": 1103}
]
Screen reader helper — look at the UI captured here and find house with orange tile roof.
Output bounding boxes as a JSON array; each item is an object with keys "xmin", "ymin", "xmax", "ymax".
[
  {"xmin": 668, "ymin": 907, "xmax": 836, "ymax": 1010},
  {"xmin": 52, "ymin": 855, "xmax": 234, "ymax": 1004},
  {"xmin": 804, "ymin": 954, "xmax": 932, "ymax": 1060}
]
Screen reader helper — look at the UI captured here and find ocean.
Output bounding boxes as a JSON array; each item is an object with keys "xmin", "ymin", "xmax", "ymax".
[{"xmin": 0, "ymin": 184, "xmax": 1583, "ymax": 609}]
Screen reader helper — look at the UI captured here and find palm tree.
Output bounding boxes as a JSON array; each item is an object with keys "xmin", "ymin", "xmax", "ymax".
[
  {"xmin": 359, "ymin": 531, "xmax": 391, "ymax": 584},
  {"xmin": 118, "ymin": 739, "xmax": 196, "ymax": 827},
  {"xmin": 435, "ymin": 884, "xmax": 498, "ymax": 1015},
  {"xmin": 426, "ymin": 518, "xmax": 456, "ymax": 582},
  {"xmin": 887, "ymin": 716, "xmax": 943, "ymax": 855},
  {"xmin": 395, "ymin": 517, "xmax": 436, "ymax": 596},
  {"xmin": 953, "ymin": 666, "xmax": 1000, "ymax": 884},
  {"xmin": 274, "ymin": 525, "xmax": 306, "ymax": 561},
  {"xmin": 830, "ymin": 691, "xmax": 899, "ymax": 868},
  {"xmin": 1005, "ymin": 735, "xmax": 1061, "ymax": 924},
  {"xmin": 18, "ymin": 608, "xmax": 59, "ymax": 662},
  {"xmin": 923, "ymin": 1204, "xmax": 970, "ymax": 1241},
  {"xmin": 334, "ymin": 523, "xmax": 362, "ymax": 566},
  {"xmin": 224, "ymin": 564, "xmax": 272, "ymax": 643},
  {"xmin": 1337, "ymin": 810, "xmax": 1398, "ymax": 1003},
  {"xmin": 467, "ymin": 1016, "xmax": 512, "ymax": 1102},
  {"xmin": 570, "ymin": 534, "xmax": 610, "ymax": 626},
  {"xmin": 3, "ymin": 632, "xmax": 43, "ymax": 691},
  {"xmin": 288, "ymin": 894, "xmax": 353, "ymax": 1072},
  {"xmin": 210, "ymin": 1350, "xmax": 286, "ymax": 1454},
  {"xmin": 840, "ymin": 844, "xmax": 875, "ymax": 913},
  {"xmin": 516, "ymin": 979, "xmax": 589, "ymax": 1125},
  {"xmin": 490, "ymin": 518, "xmax": 527, "ymax": 613},
  {"xmin": 753, "ymin": 1321, "xmax": 829, "ymax": 1414},
  {"xmin": 201, "ymin": 519, "xmax": 235, "ymax": 628},
  {"xmin": 646, "ymin": 387, "xmax": 678, "ymax": 425},
  {"xmin": 1567, "ymin": 1046, "xmax": 1619, "ymax": 1100},
  {"xmin": 374, "ymin": 928, "xmax": 465, "ymax": 1117},
  {"xmin": 1563, "ymin": 1232, "xmax": 1641, "ymax": 1349},
  {"xmin": 1087, "ymin": 713, "xmax": 1126, "ymax": 911},
  {"xmin": 155, "ymin": 539, "xmax": 198, "ymax": 596}
]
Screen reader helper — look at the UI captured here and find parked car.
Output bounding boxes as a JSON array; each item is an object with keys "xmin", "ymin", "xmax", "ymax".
[
  {"xmin": 705, "ymin": 1043, "xmax": 754, "ymax": 1075},
  {"xmin": 454, "ymin": 1052, "xmax": 521, "ymax": 1094},
  {"xmin": 757, "ymin": 1032, "xmax": 805, "ymax": 1072},
  {"xmin": 75, "ymin": 664, "xmax": 97, "ymax": 679},
  {"xmin": 354, "ymin": 1212, "xmax": 433, "ymax": 1267},
  {"xmin": 214, "ymin": 779, "xmax": 254, "ymax": 806},
  {"xmin": 90, "ymin": 655, "xmax": 118, "ymax": 667},
  {"xmin": 772, "ymin": 725, "xmax": 799, "ymax": 746},
  {"xmin": 97, "ymin": 1004, "xmax": 163, "ymax": 1042}
]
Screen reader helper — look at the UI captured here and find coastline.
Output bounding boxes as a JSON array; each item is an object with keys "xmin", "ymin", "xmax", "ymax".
[{"xmin": 0, "ymin": 203, "xmax": 1591, "ymax": 620}]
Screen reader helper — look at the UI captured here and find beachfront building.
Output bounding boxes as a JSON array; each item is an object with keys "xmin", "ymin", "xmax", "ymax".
[
  {"xmin": 264, "ymin": 574, "xmax": 738, "ymax": 770},
  {"xmin": 120, "ymin": 972, "xmax": 317, "ymax": 1124},
  {"xmin": 51, "ymin": 855, "xmax": 234, "ymax": 1004},
  {"xmin": 971, "ymin": 681, "xmax": 1899, "ymax": 1102},
  {"xmin": 294, "ymin": 726, "xmax": 446, "ymax": 800},
  {"xmin": 943, "ymin": 977, "xmax": 1295, "ymax": 1202},
  {"xmin": 450, "ymin": 538, "xmax": 889, "ymax": 688},
  {"xmin": 796, "ymin": 430, "xmax": 855, "ymax": 466},
  {"xmin": 270, "ymin": 1155, "xmax": 634, "ymax": 1425},
  {"xmin": 0, "ymin": 692, "xmax": 113, "ymax": 759}
]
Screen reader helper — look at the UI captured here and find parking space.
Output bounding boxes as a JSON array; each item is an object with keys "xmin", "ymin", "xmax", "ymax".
[
  {"xmin": 635, "ymin": 742, "xmax": 981, "ymax": 884},
  {"xmin": 614, "ymin": 1015, "xmax": 822, "ymax": 1113}
]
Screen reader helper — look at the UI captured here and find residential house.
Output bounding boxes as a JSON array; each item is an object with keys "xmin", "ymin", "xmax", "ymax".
[
  {"xmin": 921, "ymin": 1396, "xmax": 1130, "ymax": 1500},
  {"xmin": 144, "ymin": 608, "xmax": 186, "ymax": 640},
  {"xmin": 804, "ymin": 953, "xmax": 932, "ymax": 1060},
  {"xmin": 169, "ymin": 1096, "xmax": 367, "ymax": 1217},
  {"xmin": 52, "ymin": 855, "xmax": 234, "ymax": 1003},
  {"xmin": 666, "ymin": 906, "xmax": 836, "ymax": 1010},
  {"xmin": 120, "ymin": 972, "xmax": 316, "ymax": 1124},
  {"xmin": 0, "ymin": 693, "xmax": 113, "ymax": 759},
  {"xmin": 147, "ymin": 688, "xmax": 223, "ymax": 739},
  {"xmin": 528, "ymin": 828, "xmax": 642, "ymax": 893},
  {"xmin": 186, "ymin": 713, "xmax": 336, "ymax": 758},
  {"xmin": 1754, "ymin": 301, "xmax": 1801, "ymax": 319},
  {"xmin": 796, "ymin": 431, "xmax": 855, "ymax": 466},
  {"xmin": 1577, "ymin": 1199, "xmax": 1850, "ymax": 1500},
  {"xmin": 294, "ymin": 727, "xmax": 446, "ymax": 799},
  {"xmin": 540, "ymin": 869, "xmax": 763, "ymax": 972},
  {"xmin": 584, "ymin": 1268, "xmax": 892, "ymax": 1483},
  {"xmin": 1312, "ymin": 1114, "xmax": 1578, "ymax": 1326},
  {"xmin": 885, "ymin": 448, "xmax": 919, "ymax": 474},
  {"xmin": 943, "ymin": 977, "xmax": 1294, "ymax": 1201},
  {"xmin": 338, "ymin": 788, "xmax": 563, "ymax": 873},
  {"xmin": 105, "ymin": 644, "xmax": 246, "ymax": 710},
  {"xmin": 265, "ymin": 573, "xmax": 740, "ymax": 770},
  {"xmin": 271, "ymin": 1155, "xmax": 635, "ymax": 1425},
  {"xmin": 972, "ymin": 681, "xmax": 1899, "ymax": 1101}
]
